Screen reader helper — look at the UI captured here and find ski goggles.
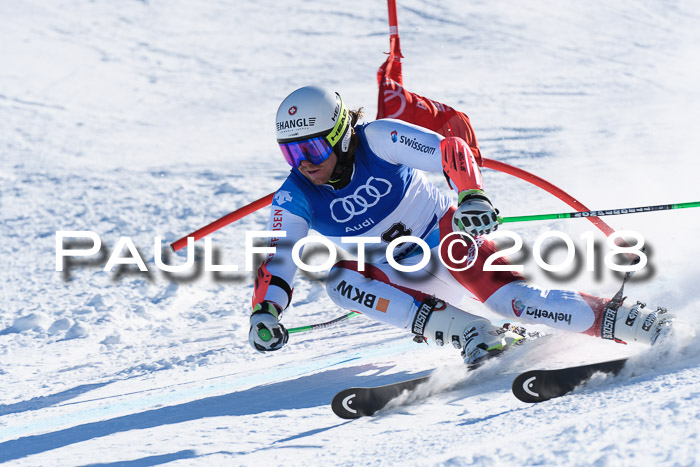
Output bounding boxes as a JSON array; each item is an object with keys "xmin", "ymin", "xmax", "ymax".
[
  {"xmin": 278, "ymin": 96, "xmax": 349, "ymax": 168},
  {"xmin": 279, "ymin": 136, "xmax": 334, "ymax": 168}
]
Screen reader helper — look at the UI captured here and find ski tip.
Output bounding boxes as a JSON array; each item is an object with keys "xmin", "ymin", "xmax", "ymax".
[
  {"xmin": 331, "ymin": 389, "xmax": 371, "ymax": 419},
  {"xmin": 512, "ymin": 370, "xmax": 551, "ymax": 403},
  {"xmin": 511, "ymin": 359, "xmax": 629, "ymax": 404},
  {"xmin": 330, "ymin": 376, "xmax": 432, "ymax": 419}
]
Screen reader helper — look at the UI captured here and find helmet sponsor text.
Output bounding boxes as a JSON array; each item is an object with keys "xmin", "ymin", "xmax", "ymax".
[{"xmin": 277, "ymin": 117, "xmax": 316, "ymax": 132}]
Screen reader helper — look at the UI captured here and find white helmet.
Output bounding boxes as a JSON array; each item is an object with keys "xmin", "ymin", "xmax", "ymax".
[{"xmin": 275, "ymin": 86, "xmax": 351, "ymax": 167}]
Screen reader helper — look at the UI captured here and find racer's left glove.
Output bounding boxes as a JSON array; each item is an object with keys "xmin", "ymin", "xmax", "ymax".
[
  {"xmin": 452, "ymin": 189, "xmax": 500, "ymax": 237},
  {"xmin": 249, "ymin": 301, "xmax": 289, "ymax": 352}
]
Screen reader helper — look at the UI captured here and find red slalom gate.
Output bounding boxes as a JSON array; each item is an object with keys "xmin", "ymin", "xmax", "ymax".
[
  {"xmin": 376, "ymin": 0, "xmax": 618, "ymax": 238},
  {"xmin": 171, "ymin": 0, "xmax": 618, "ymax": 250},
  {"xmin": 171, "ymin": 193, "xmax": 273, "ymax": 252}
]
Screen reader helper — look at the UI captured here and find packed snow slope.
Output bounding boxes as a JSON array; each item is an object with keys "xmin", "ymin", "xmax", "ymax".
[{"xmin": 1, "ymin": 0, "xmax": 700, "ymax": 465}]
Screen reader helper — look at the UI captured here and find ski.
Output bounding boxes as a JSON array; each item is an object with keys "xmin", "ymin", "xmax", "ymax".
[
  {"xmin": 332, "ymin": 324, "xmax": 545, "ymax": 418},
  {"xmin": 511, "ymin": 358, "xmax": 628, "ymax": 403},
  {"xmin": 510, "ymin": 250, "xmax": 643, "ymax": 403},
  {"xmin": 331, "ymin": 375, "xmax": 431, "ymax": 419}
]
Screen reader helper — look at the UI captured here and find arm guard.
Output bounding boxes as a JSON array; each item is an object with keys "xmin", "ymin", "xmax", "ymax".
[
  {"xmin": 252, "ymin": 261, "xmax": 294, "ymax": 311},
  {"xmin": 441, "ymin": 136, "xmax": 483, "ymax": 193}
]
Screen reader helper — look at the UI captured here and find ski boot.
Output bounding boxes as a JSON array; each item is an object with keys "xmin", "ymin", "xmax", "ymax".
[
  {"xmin": 411, "ymin": 297, "xmax": 525, "ymax": 364},
  {"xmin": 601, "ymin": 299, "xmax": 675, "ymax": 345}
]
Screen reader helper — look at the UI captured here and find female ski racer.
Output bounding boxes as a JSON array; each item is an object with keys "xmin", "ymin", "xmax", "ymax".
[{"xmin": 248, "ymin": 85, "xmax": 673, "ymax": 363}]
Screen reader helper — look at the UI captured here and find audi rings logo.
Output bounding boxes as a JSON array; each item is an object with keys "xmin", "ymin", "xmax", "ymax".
[{"xmin": 329, "ymin": 177, "xmax": 392, "ymax": 223}]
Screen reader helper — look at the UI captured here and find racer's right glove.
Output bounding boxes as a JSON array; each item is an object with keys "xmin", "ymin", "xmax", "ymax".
[
  {"xmin": 249, "ymin": 301, "xmax": 289, "ymax": 352},
  {"xmin": 452, "ymin": 189, "xmax": 500, "ymax": 237}
]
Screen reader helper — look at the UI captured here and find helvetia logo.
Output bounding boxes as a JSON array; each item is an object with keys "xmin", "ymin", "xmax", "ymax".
[
  {"xmin": 512, "ymin": 299, "xmax": 573, "ymax": 325},
  {"xmin": 512, "ymin": 299, "xmax": 525, "ymax": 317},
  {"xmin": 288, "ymin": 106, "xmax": 297, "ymax": 115},
  {"xmin": 391, "ymin": 130, "xmax": 398, "ymax": 142}
]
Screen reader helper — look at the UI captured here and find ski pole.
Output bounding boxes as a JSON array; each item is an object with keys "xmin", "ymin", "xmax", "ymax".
[
  {"xmin": 257, "ymin": 202, "xmax": 700, "ymax": 338},
  {"xmin": 498, "ymin": 201, "xmax": 700, "ymax": 225},
  {"xmin": 287, "ymin": 311, "xmax": 361, "ymax": 334}
]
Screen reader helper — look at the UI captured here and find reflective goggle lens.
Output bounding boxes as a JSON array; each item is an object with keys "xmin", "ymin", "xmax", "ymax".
[{"xmin": 279, "ymin": 136, "xmax": 333, "ymax": 168}]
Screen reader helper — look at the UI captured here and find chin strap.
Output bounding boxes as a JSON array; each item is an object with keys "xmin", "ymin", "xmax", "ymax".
[
  {"xmin": 329, "ymin": 133, "xmax": 357, "ymax": 189},
  {"xmin": 329, "ymin": 159, "xmax": 354, "ymax": 188}
]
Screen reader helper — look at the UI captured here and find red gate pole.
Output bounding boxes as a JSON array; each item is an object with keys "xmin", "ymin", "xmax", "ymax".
[
  {"xmin": 170, "ymin": 192, "xmax": 274, "ymax": 252},
  {"xmin": 481, "ymin": 158, "xmax": 616, "ymax": 237}
]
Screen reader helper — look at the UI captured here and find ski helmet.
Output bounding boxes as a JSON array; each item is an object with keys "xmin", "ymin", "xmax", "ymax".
[{"xmin": 275, "ymin": 86, "xmax": 351, "ymax": 168}]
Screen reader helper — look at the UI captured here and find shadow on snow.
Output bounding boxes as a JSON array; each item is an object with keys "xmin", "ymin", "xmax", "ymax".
[{"xmin": 0, "ymin": 364, "xmax": 417, "ymax": 463}]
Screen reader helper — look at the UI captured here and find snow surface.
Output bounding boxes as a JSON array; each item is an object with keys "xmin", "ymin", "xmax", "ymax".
[{"xmin": 1, "ymin": 0, "xmax": 700, "ymax": 465}]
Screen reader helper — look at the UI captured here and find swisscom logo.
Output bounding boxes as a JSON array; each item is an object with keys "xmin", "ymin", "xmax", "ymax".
[{"xmin": 390, "ymin": 130, "xmax": 398, "ymax": 142}]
